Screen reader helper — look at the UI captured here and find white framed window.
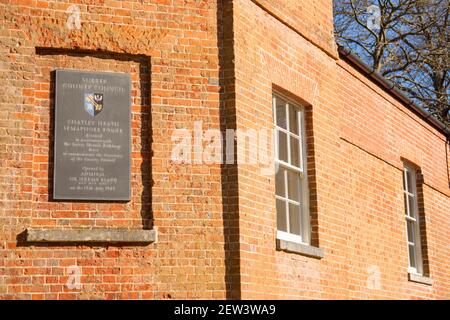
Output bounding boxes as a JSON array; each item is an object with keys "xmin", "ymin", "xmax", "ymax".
[
  {"xmin": 403, "ymin": 165, "xmax": 423, "ymax": 275},
  {"xmin": 273, "ymin": 94, "xmax": 310, "ymax": 245}
]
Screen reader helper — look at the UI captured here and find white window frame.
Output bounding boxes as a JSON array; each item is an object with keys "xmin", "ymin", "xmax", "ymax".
[
  {"xmin": 273, "ymin": 94, "xmax": 310, "ymax": 245},
  {"xmin": 403, "ymin": 165, "xmax": 423, "ymax": 275}
]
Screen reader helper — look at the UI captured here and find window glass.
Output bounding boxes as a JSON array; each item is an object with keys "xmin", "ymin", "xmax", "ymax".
[
  {"xmin": 408, "ymin": 195, "xmax": 416, "ymax": 218},
  {"xmin": 289, "ymin": 105, "xmax": 299, "ymax": 135},
  {"xmin": 287, "ymin": 170, "xmax": 300, "ymax": 202},
  {"xmin": 407, "ymin": 221, "xmax": 415, "ymax": 243},
  {"xmin": 290, "ymin": 136, "xmax": 300, "ymax": 167},
  {"xmin": 406, "ymin": 170, "xmax": 413, "ymax": 193},
  {"xmin": 276, "ymin": 99, "xmax": 287, "ymax": 129},
  {"xmin": 276, "ymin": 199, "xmax": 287, "ymax": 232},
  {"xmin": 408, "ymin": 244, "xmax": 416, "ymax": 268},
  {"xmin": 289, "ymin": 204, "xmax": 301, "ymax": 235},
  {"xmin": 275, "ymin": 167, "xmax": 285, "ymax": 197},
  {"xmin": 404, "ymin": 195, "xmax": 409, "ymax": 215},
  {"xmin": 278, "ymin": 131, "xmax": 288, "ymax": 163},
  {"xmin": 403, "ymin": 171, "xmax": 407, "ymax": 191}
]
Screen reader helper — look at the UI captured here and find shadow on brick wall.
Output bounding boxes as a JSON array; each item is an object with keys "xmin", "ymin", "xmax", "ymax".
[{"xmin": 218, "ymin": 0, "xmax": 241, "ymax": 299}]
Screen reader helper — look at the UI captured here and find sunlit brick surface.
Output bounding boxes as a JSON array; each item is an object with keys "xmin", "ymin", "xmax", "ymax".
[{"xmin": 0, "ymin": 0, "xmax": 448, "ymax": 300}]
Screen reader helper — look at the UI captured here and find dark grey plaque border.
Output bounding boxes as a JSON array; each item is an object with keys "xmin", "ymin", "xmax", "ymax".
[{"xmin": 53, "ymin": 69, "xmax": 132, "ymax": 201}]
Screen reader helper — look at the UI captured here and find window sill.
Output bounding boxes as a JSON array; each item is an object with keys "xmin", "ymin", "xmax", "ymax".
[
  {"xmin": 276, "ymin": 239, "xmax": 324, "ymax": 259},
  {"xmin": 25, "ymin": 228, "xmax": 157, "ymax": 244},
  {"xmin": 408, "ymin": 272, "xmax": 433, "ymax": 286}
]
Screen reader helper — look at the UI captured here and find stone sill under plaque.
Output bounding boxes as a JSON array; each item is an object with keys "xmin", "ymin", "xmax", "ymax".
[
  {"xmin": 25, "ymin": 228, "xmax": 157, "ymax": 244},
  {"xmin": 276, "ymin": 239, "xmax": 324, "ymax": 259},
  {"xmin": 408, "ymin": 272, "xmax": 433, "ymax": 286}
]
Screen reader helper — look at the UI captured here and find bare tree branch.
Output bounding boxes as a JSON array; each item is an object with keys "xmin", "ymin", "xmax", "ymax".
[{"xmin": 334, "ymin": 0, "xmax": 450, "ymax": 125}]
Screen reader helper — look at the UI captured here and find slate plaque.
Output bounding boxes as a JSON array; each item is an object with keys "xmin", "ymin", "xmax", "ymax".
[{"xmin": 53, "ymin": 70, "xmax": 131, "ymax": 201}]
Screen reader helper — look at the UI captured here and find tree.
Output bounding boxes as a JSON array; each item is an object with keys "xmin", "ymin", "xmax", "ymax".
[{"xmin": 334, "ymin": 0, "xmax": 449, "ymax": 125}]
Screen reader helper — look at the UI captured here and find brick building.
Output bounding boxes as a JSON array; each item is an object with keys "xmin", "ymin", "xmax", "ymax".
[{"xmin": 0, "ymin": 0, "xmax": 448, "ymax": 299}]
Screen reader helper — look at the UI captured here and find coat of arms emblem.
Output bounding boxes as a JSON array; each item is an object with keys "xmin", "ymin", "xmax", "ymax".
[{"xmin": 84, "ymin": 93, "xmax": 104, "ymax": 116}]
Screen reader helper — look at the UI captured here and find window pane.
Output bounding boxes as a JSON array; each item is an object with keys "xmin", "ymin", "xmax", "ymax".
[
  {"xmin": 288, "ymin": 203, "xmax": 301, "ymax": 236},
  {"xmin": 275, "ymin": 167, "xmax": 285, "ymax": 197},
  {"xmin": 406, "ymin": 170, "xmax": 413, "ymax": 193},
  {"xmin": 290, "ymin": 136, "xmax": 300, "ymax": 167},
  {"xmin": 276, "ymin": 98, "xmax": 287, "ymax": 129},
  {"xmin": 278, "ymin": 131, "xmax": 288, "ymax": 162},
  {"xmin": 403, "ymin": 194, "xmax": 409, "ymax": 215},
  {"xmin": 408, "ymin": 195, "xmax": 416, "ymax": 218},
  {"xmin": 407, "ymin": 220, "xmax": 415, "ymax": 243},
  {"xmin": 289, "ymin": 105, "xmax": 299, "ymax": 135},
  {"xmin": 403, "ymin": 171, "xmax": 407, "ymax": 191},
  {"xmin": 408, "ymin": 244, "xmax": 416, "ymax": 268},
  {"xmin": 276, "ymin": 199, "xmax": 287, "ymax": 232},
  {"xmin": 287, "ymin": 170, "xmax": 300, "ymax": 202}
]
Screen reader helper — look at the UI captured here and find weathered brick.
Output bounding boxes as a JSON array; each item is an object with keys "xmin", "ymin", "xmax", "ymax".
[{"xmin": 0, "ymin": 0, "xmax": 448, "ymax": 301}]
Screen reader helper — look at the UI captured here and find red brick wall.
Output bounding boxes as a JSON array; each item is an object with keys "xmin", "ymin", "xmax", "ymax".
[
  {"xmin": 0, "ymin": 0, "xmax": 448, "ymax": 300},
  {"xmin": 336, "ymin": 61, "xmax": 450, "ymax": 298},
  {"xmin": 0, "ymin": 0, "xmax": 225, "ymax": 299},
  {"xmin": 232, "ymin": 0, "xmax": 449, "ymax": 299},
  {"xmin": 251, "ymin": 0, "xmax": 337, "ymax": 58}
]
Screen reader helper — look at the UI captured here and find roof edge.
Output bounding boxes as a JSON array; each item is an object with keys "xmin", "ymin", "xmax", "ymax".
[{"xmin": 337, "ymin": 45, "xmax": 450, "ymax": 138}]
